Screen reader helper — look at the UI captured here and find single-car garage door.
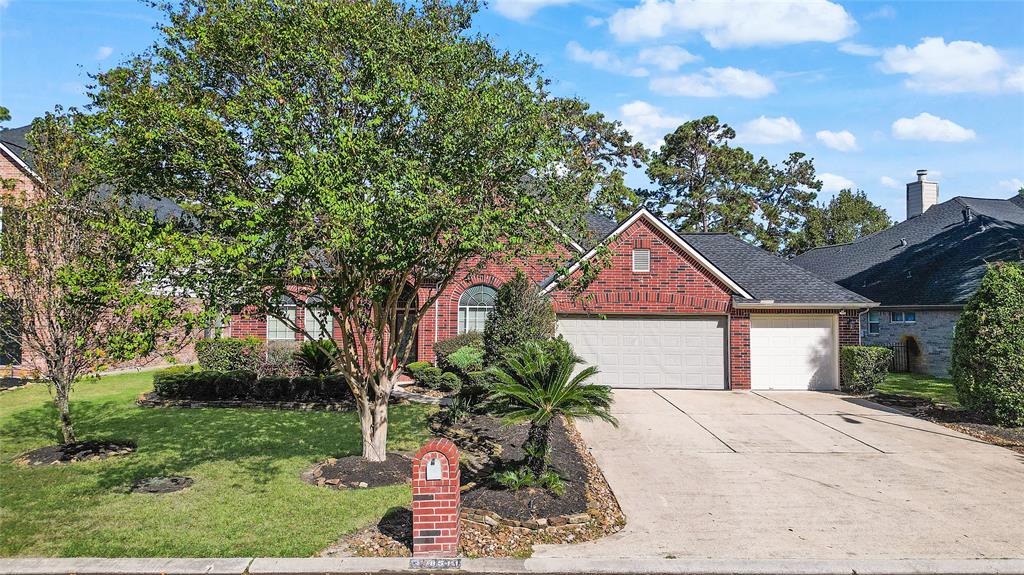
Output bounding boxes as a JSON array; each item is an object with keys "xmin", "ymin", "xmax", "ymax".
[
  {"xmin": 557, "ymin": 315, "xmax": 726, "ymax": 389},
  {"xmin": 750, "ymin": 315, "xmax": 837, "ymax": 390}
]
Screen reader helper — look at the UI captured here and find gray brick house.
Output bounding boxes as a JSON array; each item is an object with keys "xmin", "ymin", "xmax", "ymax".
[{"xmin": 791, "ymin": 171, "xmax": 1024, "ymax": 377}]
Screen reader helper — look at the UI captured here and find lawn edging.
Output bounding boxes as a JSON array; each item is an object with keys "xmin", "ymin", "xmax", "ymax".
[{"xmin": 4, "ymin": 557, "xmax": 1024, "ymax": 575}]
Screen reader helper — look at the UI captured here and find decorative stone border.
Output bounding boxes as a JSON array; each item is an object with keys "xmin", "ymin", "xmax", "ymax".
[
  {"xmin": 461, "ymin": 507, "xmax": 593, "ymax": 531},
  {"xmin": 136, "ymin": 392, "xmax": 354, "ymax": 412}
]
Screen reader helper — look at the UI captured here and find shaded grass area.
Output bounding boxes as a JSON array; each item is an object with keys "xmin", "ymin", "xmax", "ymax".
[
  {"xmin": 877, "ymin": 372, "xmax": 959, "ymax": 406},
  {"xmin": 0, "ymin": 371, "xmax": 433, "ymax": 557}
]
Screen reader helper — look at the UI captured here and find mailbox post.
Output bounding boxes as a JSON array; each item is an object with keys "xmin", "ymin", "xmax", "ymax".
[{"xmin": 411, "ymin": 438, "xmax": 461, "ymax": 557}]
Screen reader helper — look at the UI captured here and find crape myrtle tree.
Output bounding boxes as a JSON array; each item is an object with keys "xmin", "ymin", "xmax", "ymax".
[
  {"xmin": 89, "ymin": 0, "xmax": 637, "ymax": 461},
  {"xmin": 0, "ymin": 111, "xmax": 203, "ymax": 444}
]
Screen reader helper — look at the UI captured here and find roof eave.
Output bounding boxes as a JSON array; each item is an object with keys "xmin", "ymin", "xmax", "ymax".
[{"xmin": 732, "ymin": 300, "xmax": 879, "ymax": 310}]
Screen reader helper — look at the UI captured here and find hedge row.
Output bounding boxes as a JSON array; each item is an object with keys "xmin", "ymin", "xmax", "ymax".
[
  {"xmin": 153, "ymin": 368, "xmax": 353, "ymax": 403},
  {"xmin": 839, "ymin": 346, "xmax": 893, "ymax": 394}
]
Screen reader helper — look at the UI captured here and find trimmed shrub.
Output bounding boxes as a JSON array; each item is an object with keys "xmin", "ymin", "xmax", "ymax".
[
  {"xmin": 195, "ymin": 337, "xmax": 264, "ymax": 372},
  {"xmin": 447, "ymin": 345, "xmax": 484, "ymax": 375},
  {"xmin": 151, "ymin": 370, "xmax": 352, "ymax": 403},
  {"xmin": 261, "ymin": 341, "xmax": 301, "ymax": 377},
  {"xmin": 413, "ymin": 365, "xmax": 460, "ymax": 392},
  {"xmin": 483, "ymin": 270, "xmax": 557, "ymax": 366},
  {"xmin": 951, "ymin": 262, "xmax": 1024, "ymax": 426},
  {"xmin": 839, "ymin": 346, "xmax": 893, "ymax": 394},
  {"xmin": 433, "ymin": 332, "xmax": 483, "ymax": 372},
  {"xmin": 153, "ymin": 364, "xmax": 194, "ymax": 388},
  {"xmin": 405, "ymin": 361, "xmax": 431, "ymax": 373},
  {"xmin": 460, "ymin": 370, "xmax": 500, "ymax": 408}
]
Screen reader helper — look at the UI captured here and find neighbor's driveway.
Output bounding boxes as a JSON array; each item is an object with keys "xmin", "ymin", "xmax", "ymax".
[{"xmin": 535, "ymin": 390, "xmax": 1024, "ymax": 560}]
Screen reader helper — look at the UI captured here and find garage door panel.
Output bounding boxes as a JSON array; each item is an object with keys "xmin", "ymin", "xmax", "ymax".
[
  {"xmin": 751, "ymin": 315, "xmax": 837, "ymax": 390},
  {"xmin": 557, "ymin": 315, "xmax": 726, "ymax": 390}
]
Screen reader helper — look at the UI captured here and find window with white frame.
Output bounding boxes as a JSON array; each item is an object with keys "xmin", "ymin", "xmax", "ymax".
[
  {"xmin": 458, "ymin": 285, "xmax": 497, "ymax": 334},
  {"xmin": 632, "ymin": 248, "xmax": 650, "ymax": 272},
  {"xmin": 303, "ymin": 295, "xmax": 333, "ymax": 340},
  {"xmin": 867, "ymin": 311, "xmax": 881, "ymax": 335},
  {"xmin": 890, "ymin": 311, "xmax": 917, "ymax": 324},
  {"xmin": 266, "ymin": 296, "xmax": 297, "ymax": 340}
]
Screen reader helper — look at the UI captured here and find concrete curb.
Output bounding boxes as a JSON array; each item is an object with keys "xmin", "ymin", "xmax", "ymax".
[{"xmin": 4, "ymin": 557, "xmax": 1024, "ymax": 575}]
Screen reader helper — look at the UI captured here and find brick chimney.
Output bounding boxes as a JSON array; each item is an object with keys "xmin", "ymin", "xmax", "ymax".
[{"xmin": 906, "ymin": 169, "xmax": 939, "ymax": 219}]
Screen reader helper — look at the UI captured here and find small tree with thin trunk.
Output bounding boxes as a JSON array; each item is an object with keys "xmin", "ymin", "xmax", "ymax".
[
  {"xmin": 89, "ymin": 0, "xmax": 635, "ymax": 461},
  {"xmin": 0, "ymin": 111, "xmax": 202, "ymax": 444}
]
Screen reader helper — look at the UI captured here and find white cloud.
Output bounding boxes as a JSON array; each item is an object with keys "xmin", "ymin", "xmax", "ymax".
[
  {"xmin": 880, "ymin": 37, "xmax": 1021, "ymax": 94},
  {"xmin": 865, "ymin": 5, "xmax": 896, "ymax": 20},
  {"xmin": 815, "ymin": 129, "xmax": 858, "ymax": 152},
  {"xmin": 492, "ymin": 0, "xmax": 573, "ymax": 21},
  {"xmin": 617, "ymin": 100, "xmax": 685, "ymax": 149},
  {"xmin": 838, "ymin": 42, "xmax": 880, "ymax": 57},
  {"xmin": 584, "ymin": 15, "xmax": 603, "ymax": 27},
  {"xmin": 96, "ymin": 46, "xmax": 113, "ymax": 60},
  {"xmin": 607, "ymin": 0, "xmax": 856, "ymax": 48},
  {"xmin": 891, "ymin": 113, "xmax": 976, "ymax": 142},
  {"xmin": 819, "ymin": 173, "xmax": 856, "ymax": 193},
  {"xmin": 737, "ymin": 116, "xmax": 802, "ymax": 144},
  {"xmin": 566, "ymin": 41, "xmax": 648, "ymax": 77},
  {"xmin": 1005, "ymin": 66, "xmax": 1024, "ymax": 92},
  {"xmin": 649, "ymin": 67, "xmax": 775, "ymax": 98},
  {"xmin": 998, "ymin": 178, "xmax": 1023, "ymax": 191},
  {"xmin": 880, "ymin": 176, "xmax": 900, "ymax": 189},
  {"xmin": 636, "ymin": 45, "xmax": 700, "ymax": 71}
]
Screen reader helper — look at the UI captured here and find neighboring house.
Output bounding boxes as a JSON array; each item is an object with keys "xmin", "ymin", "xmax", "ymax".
[
  {"xmin": 791, "ymin": 170, "xmax": 1024, "ymax": 377},
  {"xmin": 232, "ymin": 208, "xmax": 876, "ymax": 391},
  {"xmin": 0, "ymin": 124, "xmax": 196, "ymax": 377}
]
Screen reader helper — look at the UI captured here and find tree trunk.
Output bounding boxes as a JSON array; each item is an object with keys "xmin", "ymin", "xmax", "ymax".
[
  {"xmin": 526, "ymin": 420, "xmax": 551, "ymax": 477},
  {"xmin": 54, "ymin": 384, "xmax": 76, "ymax": 444},
  {"xmin": 358, "ymin": 374, "xmax": 393, "ymax": 462}
]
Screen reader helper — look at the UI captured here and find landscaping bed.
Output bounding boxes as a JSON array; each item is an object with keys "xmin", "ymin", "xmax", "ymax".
[
  {"xmin": 301, "ymin": 453, "xmax": 412, "ymax": 489},
  {"xmin": 15, "ymin": 440, "xmax": 136, "ymax": 465},
  {"xmin": 870, "ymin": 392, "xmax": 1024, "ymax": 453}
]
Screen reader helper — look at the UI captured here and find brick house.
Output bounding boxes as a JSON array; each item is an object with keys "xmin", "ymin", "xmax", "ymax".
[
  {"xmin": 792, "ymin": 170, "xmax": 1024, "ymax": 377},
  {"xmin": 231, "ymin": 208, "xmax": 876, "ymax": 391}
]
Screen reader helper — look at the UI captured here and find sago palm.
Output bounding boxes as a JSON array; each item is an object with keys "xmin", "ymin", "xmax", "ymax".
[{"xmin": 487, "ymin": 337, "xmax": 617, "ymax": 476}]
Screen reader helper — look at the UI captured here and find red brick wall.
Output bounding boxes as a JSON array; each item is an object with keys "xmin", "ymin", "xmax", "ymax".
[
  {"xmin": 411, "ymin": 438, "xmax": 461, "ymax": 557},
  {"xmin": 729, "ymin": 310, "xmax": 752, "ymax": 389}
]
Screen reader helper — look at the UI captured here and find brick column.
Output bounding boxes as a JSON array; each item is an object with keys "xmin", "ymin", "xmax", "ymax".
[
  {"xmin": 729, "ymin": 310, "xmax": 751, "ymax": 390},
  {"xmin": 411, "ymin": 438, "xmax": 461, "ymax": 557}
]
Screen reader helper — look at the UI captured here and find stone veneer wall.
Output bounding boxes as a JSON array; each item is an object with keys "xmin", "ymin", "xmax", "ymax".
[{"xmin": 862, "ymin": 309, "xmax": 960, "ymax": 378}]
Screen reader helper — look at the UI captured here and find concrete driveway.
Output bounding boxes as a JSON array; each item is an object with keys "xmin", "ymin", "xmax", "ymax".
[{"xmin": 536, "ymin": 390, "xmax": 1024, "ymax": 560}]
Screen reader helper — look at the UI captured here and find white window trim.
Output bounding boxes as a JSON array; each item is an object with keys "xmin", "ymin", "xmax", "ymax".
[
  {"xmin": 457, "ymin": 285, "xmax": 497, "ymax": 334},
  {"xmin": 890, "ymin": 311, "xmax": 917, "ymax": 324},
  {"xmin": 267, "ymin": 299, "xmax": 297, "ymax": 341},
  {"xmin": 867, "ymin": 311, "xmax": 881, "ymax": 335},
  {"xmin": 632, "ymin": 248, "xmax": 650, "ymax": 272}
]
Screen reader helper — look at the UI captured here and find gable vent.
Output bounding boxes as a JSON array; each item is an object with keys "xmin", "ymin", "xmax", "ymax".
[{"xmin": 632, "ymin": 248, "xmax": 650, "ymax": 272}]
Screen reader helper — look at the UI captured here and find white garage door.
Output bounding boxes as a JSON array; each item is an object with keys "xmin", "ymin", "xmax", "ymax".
[
  {"xmin": 557, "ymin": 315, "xmax": 726, "ymax": 389},
  {"xmin": 751, "ymin": 315, "xmax": 837, "ymax": 390}
]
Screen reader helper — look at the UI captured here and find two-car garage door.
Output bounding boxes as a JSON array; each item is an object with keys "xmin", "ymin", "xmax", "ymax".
[{"xmin": 557, "ymin": 315, "xmax": 726, "ymax": 389}]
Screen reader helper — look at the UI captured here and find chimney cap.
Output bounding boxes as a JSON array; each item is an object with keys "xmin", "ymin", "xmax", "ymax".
[{"xmin": 916, "ymin": 169, "xmax": 928, "ymax": 181}]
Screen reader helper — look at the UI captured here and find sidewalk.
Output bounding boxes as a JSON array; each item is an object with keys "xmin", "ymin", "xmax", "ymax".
[{"xmin": 4, "ymin": 557, "xmax": 1024, "ymax": 575}]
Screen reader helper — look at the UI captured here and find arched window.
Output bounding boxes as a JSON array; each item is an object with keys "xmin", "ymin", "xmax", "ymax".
[
  {"xmin": 458, "ymin": 285, "xmax": 497, "ymax": 334},
  {"xmin": 266, "ymin": 295, "xmax": 297, "ymax": 340},
  {"xmin": 303, "ymin": 295, "xmax": 333, "ymax": 340}
]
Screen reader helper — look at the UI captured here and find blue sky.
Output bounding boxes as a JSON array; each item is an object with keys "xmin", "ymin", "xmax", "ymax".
[{"xmin": 2, "ymin": 0, "xmax": 1022, "ymax": 220}]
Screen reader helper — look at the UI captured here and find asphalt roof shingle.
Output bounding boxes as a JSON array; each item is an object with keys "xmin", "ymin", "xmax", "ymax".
[{"xmin": 790, "ymin": 196, "xmax": 1024, "ymax": 306}]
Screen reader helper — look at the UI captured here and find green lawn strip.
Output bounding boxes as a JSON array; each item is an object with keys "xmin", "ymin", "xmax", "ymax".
[
  {"xmin": 0, "ymin": 371, "xmax": 433, "ymax": 557},
  {"xmin": 877, "ymin": 373, "xmax": 960, "ymax": 406}
]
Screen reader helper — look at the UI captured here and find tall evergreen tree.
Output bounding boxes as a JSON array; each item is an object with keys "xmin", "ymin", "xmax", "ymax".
[
  {"xmin": 787, "ymin": 189, "xmax": 892, "ymax": 257},
  {"xmin": 752, "ymin": 152, "xmax": 821, "ymax": 255}
]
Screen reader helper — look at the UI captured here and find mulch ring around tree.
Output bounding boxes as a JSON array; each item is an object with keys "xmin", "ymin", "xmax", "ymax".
[
  {"xmin": 15, "ymin": 440, "xmax": 136, "ymax": 466},
  {"xmin": 302, "ymin": 453, "xmax": 412, "ymax": 490},
  {"xmin": 870, "ymin": 393, "xmax": 1024, "ymax": 454},
  {"xmin": 321, "ymin": 414, "xmax": 625, "ymax": 558},
  {"xmin": 131, "ymin": 476, "xmax": 194, "ymax": 494}
]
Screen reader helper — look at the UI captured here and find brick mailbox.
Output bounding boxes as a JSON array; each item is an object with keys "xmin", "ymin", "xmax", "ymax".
[{"xmin": 411, "ymin": 438, "xmax": 461, "ymax": 557}]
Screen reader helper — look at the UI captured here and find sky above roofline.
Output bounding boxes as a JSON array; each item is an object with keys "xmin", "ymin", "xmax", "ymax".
[{"xmin": 1, "ymin": 0, "xmax": 1022, "ymax": 220}]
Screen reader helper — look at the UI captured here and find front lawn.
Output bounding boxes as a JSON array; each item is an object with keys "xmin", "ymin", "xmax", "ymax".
[
  {"xmin": 877, "ymin": 372, "xmax": 959, "ymax": 406},
  {"xmin": 0, "ymin": 371, "xmax": 433, "ymax": 557}
]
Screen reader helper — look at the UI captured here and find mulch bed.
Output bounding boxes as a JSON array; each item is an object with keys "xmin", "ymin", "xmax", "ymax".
[
  {"xmin": 131, "ymin": 476, "xmax": 194, "ymax": 494},
  {"xmin": 870, "ymin": 392, "xmax": 1024, "ymax": 453},
  {"xmin": 302, "ymin": 453, "xmax": 412, "ymax": 489},
  {"xmin": 321, "ymin": 414, "xmax": 625, "ymax": 558},
  {"xmin": 15, "ymin": 440, "xmax": 136, "ymax": 465}
]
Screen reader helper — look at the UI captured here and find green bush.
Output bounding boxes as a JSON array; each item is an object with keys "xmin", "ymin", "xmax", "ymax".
[
  {"xmin": 152, "ymin": 364, "xmax": 194, "ymax": 388},
  {"xmin": 483, "ymin": 270, "xmax": 557, "ymax": 366},
  {"xmin": 839, "ymin": 346, "xmax": 893, "ymax": 394},
  {"xmin": 293, "ymin": 340, "xmax": 339, "ymax": 377},
  {"xmin": 447, "ymin": 345, "xmax": 484, "ymax": 374},
  {"xmin": 152, "ymin": 369, "xmax": 352, "ymax": 403},
  {"xmin": 951, "ymin": 262, "xmax": 1024, "ymax": 426},
  {"xmin": 433, "ymin": 332, "xmax": 483, "ymax": 372},
  {"xmin": 405, "ymin": 361, "xmax": 431, "ymax": 374},
  {"xmin": 195, "ymin": 337, "xmax": 264, "ymax": 372},
  {"xmin": 460, "ymin": 370, "xmax": 499, "ymax": 408},
  {"xmin": 262, "ymin": 341, "xmax": 301, "ymax": 377}
]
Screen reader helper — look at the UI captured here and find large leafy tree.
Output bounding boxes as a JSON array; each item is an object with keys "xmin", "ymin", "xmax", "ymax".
[
  {"xmin": 0, "ymin": 111, "xmax": 202, "ymax": 444},
  {"xmin": 787, "ymin": 189, "xmax": 892, "ymax": 257},
  {"xmin": 752, "ymin": 152, "xmax": 821, "ymax": 255},
  {"xmin": 645, "ymin": 116, "xmax": 757, "ymax": 233},
  {"xmin": 89, "ymin": 0, "xmax": 630, "ymax": 461}
]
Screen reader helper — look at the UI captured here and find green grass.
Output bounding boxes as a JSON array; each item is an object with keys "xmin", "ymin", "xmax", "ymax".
[
  {"xmin": 877, "ymin": 372, "xmax": 960, "ymax": 406},
  {"xmin": 0, "ymin": 371, "xmax": 434, "ymax": 557}
]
